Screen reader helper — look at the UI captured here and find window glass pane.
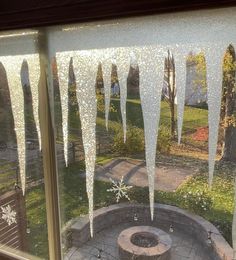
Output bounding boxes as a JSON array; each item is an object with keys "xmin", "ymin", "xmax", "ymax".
[
  {"xmin": 0, "ymin": 31, "xmax": 49, "ymax": 259},
  {"xmin": 50, "ymin": 7, "xmax": 235, "ymax": 260}
]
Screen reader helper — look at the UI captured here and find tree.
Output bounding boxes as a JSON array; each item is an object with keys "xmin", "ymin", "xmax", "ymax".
[
  {"xmin": 191, "ymin": 45, "xmax": 236, "ymax": 162},
  {"xmin": 163, "ymin": 50, "xmax": 176, "ymax": 138},
  {"xmin": 95, "ymin": 62, "xmax": 104, "ymax": 94},
  {"xmin": 186, "ymin": 52, "xmax": 207, "ymax": 106},
  {"xmin": 127, "ymin": 65, "xmax": 140, "ymax": 98},
  {"xmin": 221, "ymin": 44, "xmax": 236, "ymax": 162}
]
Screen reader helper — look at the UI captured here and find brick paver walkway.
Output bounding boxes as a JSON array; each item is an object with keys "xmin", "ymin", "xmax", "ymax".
[{"xmin": 94, "ymin": 158, "xmax": 195, "ymax": 192}]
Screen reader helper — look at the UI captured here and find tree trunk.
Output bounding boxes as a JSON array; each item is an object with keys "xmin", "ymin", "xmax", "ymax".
[
  {"xmin": 221, "ymin": 126, "xmax": 236, "ymax": 162},
  {"xmin": 221, "ymin": 44, "xmax": 236, "ymax": 162},
  {"xmin": 170, "ymin": 101, "xmax": 175, "ymax": 138},
  {"xmin": 165, "ymin": 51, "xmax": 176, "ymax": 139}
]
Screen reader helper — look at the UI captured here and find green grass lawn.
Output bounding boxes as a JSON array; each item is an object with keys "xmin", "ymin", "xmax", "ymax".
[
  {"xmin": 108, "ymin": 98, "xmax": 208, "ymax": 134},
  {"xmin": 25, "ymin": 186, "xmax": 48, "ymax": 259},
  {"xmin": 61, "ymin": 97, "xmax": 208, "ymax": 143},
  {"xmin": 0, "ymin": 161, "xmax": 18, "ymax": 194}
]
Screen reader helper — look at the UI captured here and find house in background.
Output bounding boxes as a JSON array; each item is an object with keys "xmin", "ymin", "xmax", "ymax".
[{"xmin": 162, "ymin": 52, "xmax": 207, "ymax": 106}]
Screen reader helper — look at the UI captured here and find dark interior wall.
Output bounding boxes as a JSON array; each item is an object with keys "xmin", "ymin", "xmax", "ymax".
[{"xmin": 0, "ymin": 0, "xmax": 236, "ymax": 30}]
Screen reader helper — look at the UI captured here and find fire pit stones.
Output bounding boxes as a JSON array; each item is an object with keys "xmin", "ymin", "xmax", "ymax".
[{"xmin": 118, "ymin": 226, "xmax": 172, "ymax": 260}]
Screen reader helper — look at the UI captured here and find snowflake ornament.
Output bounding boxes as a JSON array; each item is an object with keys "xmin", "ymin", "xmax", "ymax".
[
  {"xmin": 1, "ymin": 205, "xmax": 17, "ymax": 226},
  {"xmin": 107, "ymin": 176, "xmax": 132, "ymax": 203}
]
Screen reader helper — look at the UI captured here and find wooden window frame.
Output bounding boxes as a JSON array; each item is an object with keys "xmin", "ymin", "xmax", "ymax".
[{"xmin": 0, "ymin": 0, "xmax": 236, "ymax": 31}]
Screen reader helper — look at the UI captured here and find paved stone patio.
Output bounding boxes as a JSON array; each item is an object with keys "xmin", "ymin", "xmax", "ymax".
[
  {"xmin": 94, "ymin": 158, "xmax": 195, "ymax": 192},
  {"xmin": 65, "ymin": 222, "xmax": 212, "ymax": 260}
]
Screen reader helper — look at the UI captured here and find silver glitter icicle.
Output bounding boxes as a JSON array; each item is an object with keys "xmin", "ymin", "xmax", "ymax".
[
  {"xmin": 173, "ymin": 49, "xmax": 187, "ymax": 144},
  {"xmin": 1, "ymin": 57, "xmax": 26, "ymax": 195},
  {"xmin": 101, "ymin": 57, "xmax": 112, "ymax": 131},
  {"xmin": 116, "ymin": 49, "xmax": 130, "ymax": 142},
  {"xmin": 57, "ymin": 54, "xmax": 70, "ymax": 167},
  {"xmin": 205, "ymin": 46, "xmax": 224, "ymax": 187},
  {"xmin": 137, "ymin": 47, "xmax": 164, "ymax": 220},
  {"xmin": 73, "ymin": 51, "xmax": 98, "ymax": 237},
  {"xmin": 27, "ymin": 55, "xmax": 42, "ymax": 150}
]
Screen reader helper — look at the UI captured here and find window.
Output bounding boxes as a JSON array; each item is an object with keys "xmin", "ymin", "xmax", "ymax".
[
  {"xmin": 0, "ymin": 4, "xmax": 236, "ymax": 260},
  {"xmin": 0, "ymin": 31, "xmax": 49, "ymax": 259}
]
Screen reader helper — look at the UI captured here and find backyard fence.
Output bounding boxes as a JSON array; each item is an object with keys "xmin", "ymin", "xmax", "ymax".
[
  {"xmin": 68, "ymin": 130, "xmax": 113, "ymax": 163},
  {"xmin": 0, "ymin": 130, "xmax": 113, "ymax": 195},
  {"xmin": 0, "ymin": 189, "xmax": 27, "ymax": 251}
]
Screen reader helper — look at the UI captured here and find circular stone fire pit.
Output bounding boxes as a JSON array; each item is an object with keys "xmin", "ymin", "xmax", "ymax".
[{"xmin": 118, "ymin": 226, "xmax": 172, "ymax": 260}]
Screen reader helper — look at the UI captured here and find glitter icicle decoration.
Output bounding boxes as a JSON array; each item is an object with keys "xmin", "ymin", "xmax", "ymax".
[
  {"xmin": 1, "ymin": 57, "xmax": 26, "ymax": 195},
  {"xmin": 101, "ymin": 57, "xmax": 112, "ymax": 130},
  {"xmin": 174, "ymin": 50, "xmax": 187, "ymax": 144},
  {"xmin": 205, "ymin": 46, "xmax": 224, "ymax": 187},
  {"xmin": 27, "ymin": 55, "xmax": 42, "ymax": 150},
  {"xmin": 116, "ymin": 49, "xmax": 130, "ymax": 142},
  {"xmin": 57, "ymin": 54, "xmax": 70, "ymax": 167},
  {"xmin": 137, "ymin": 47, "xmax": 164, "ymax": 220},
  {"xmin": 73, "ymin": 51, "xmax": 98, "ymax": 237}
]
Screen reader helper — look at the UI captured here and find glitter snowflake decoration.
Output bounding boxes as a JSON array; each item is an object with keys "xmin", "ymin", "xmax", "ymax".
[
  {"xmin": 1, "ymin": 205, "xmax": 17, "ymax": 226},
  {"xmin": 107, "ymin": 176, "xmax": 132, "ymax": 203}
]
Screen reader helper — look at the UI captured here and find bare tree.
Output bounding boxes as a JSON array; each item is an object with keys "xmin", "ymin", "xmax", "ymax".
[{"xmin": 163, "ymin": 50, "xmax": 176, "ymax": 138}]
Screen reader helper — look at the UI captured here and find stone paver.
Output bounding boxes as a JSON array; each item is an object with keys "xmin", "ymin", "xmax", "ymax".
[
  {"xmin": 94, "ymin": 158, "xmax": 195, "ymax": 192},
  {"xmin": 65, "ymin": 223, "xmax": 211, "ymax": 260}
]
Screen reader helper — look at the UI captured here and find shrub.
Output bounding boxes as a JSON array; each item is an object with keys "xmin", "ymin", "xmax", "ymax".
[
  {"xmin": 157, "ymin": 125, "xmax": 171, "ymax": 154},
  {"xmin": 112, "ymin": 125, "xmax": 144, "ymax": 156},
  {"xmin": 113, "ymin": 124, "xmax": 171, "ymax": 156},
  {"xmin": 129, "ymin": 186, "xmax": 149, "ymax": 204},
  {"xmin": 178, "ymin": 189, "xmax": 213, "ymax": 214}
]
